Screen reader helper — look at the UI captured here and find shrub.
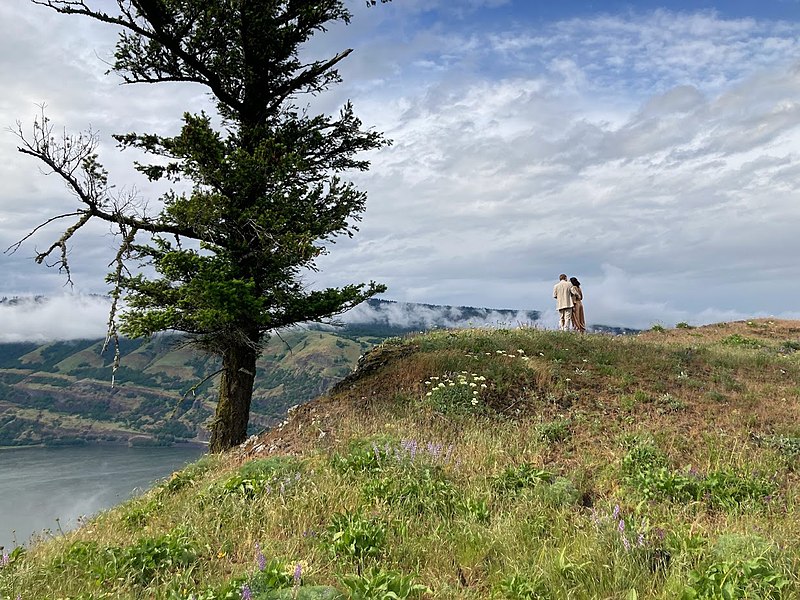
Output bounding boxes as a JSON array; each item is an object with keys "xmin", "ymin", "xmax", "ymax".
[{"xmin": 423, "ymin": 372, "xmax": 488, "ymax": 414}]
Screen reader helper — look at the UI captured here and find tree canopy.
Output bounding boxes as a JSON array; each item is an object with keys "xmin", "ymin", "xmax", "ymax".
[{"xmin": 14, "ymin": 0, "xmax": 389, "ymax": 451}]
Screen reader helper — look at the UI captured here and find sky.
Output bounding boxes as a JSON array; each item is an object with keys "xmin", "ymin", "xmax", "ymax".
[{"xmin": 1, "ymin": 0, "xmax": 799, "ymax": 339}]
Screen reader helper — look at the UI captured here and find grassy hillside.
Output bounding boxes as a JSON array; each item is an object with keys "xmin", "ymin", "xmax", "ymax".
[
  {"xmin": 0, "ymin": 330, "xmax": 377, "ymax": 447},
  {"xmin": 1, "ymin": 319, "xmax": 799, "ymax": 599}
]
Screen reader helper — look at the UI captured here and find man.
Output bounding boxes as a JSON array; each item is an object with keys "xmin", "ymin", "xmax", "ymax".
[{"xmin": 553, "ymin": 274, "xmax": 574, "ymax": 331}]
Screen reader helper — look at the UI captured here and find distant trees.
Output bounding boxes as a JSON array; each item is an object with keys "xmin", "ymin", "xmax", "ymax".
[{"xmin": 14, "ymin": 1, "xmax": 388, "ymax": 451}]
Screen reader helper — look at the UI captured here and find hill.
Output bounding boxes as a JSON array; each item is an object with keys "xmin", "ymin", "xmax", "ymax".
[{"xmin": 2, "ymin": 319, "xmax": 799, "ymax": 599}]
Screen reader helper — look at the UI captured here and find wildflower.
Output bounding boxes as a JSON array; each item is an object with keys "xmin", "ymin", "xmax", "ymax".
[
  {"xmin": 622, "ymin": 535, "xmax": 631, "ymax": 552},
  {"xmin": 255, "ymin": 542, "xmax": 266, "ymax": 571},
  {"xmin": 637, "ymin": 533, "xmax": 645, "ymax": 547},
  {"xmin": 293, "ymin": 563, "xmax": 303, "ymax": 586},
  {"xmin": 612, "ymin": 504, "xmax": 620, "ymax": 519},
  {"xmin": 241, "ymin": 583, "xmax": 253, "ymax": 600},
  {"xmin": 618, "ymin": 520, "xmax": 625, "ymax": 534},
  {"xmin": 1, "ymin": 550, "xmax": 8, "ymax": 567}
]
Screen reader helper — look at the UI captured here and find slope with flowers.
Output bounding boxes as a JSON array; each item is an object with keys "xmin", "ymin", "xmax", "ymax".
[{"xmin": 2, "ymin": 319, "xmax": 799, "ymax": 599}]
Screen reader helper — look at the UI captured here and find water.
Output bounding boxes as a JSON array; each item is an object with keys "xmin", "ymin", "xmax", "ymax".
[{"xmin": 0, "ymin": 445, "xmax": 205, "ymax": 549}]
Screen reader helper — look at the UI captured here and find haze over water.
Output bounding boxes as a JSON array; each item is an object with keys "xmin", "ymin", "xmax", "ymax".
[{"xmin": 0, "ymin": 445, "xmax": 204, "ymax": 549}]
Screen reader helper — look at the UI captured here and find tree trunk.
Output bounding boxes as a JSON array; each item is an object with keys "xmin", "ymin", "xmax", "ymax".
[{"xmin": 209, "ymin": 338, "xmax": 258, "ymax": 453}]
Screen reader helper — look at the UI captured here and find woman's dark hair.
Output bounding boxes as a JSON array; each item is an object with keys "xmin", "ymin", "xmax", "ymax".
[{"xmin": 570, "ymin": 277, "xmax": 581, "ymax": 287}]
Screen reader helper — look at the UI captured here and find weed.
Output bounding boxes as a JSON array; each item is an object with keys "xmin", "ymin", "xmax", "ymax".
[
  {"xmin": 622, "ymin": 444, "xmax": 776, "ymax": 508},
  {"xmin": 496, "ymin": 573, "xmax": 550, "ymax": 599},
  {"xmin": 494, "ymin": 464, "xmax": 553, "ymax": 494},
  {"xmin": 323, "ymin": 511, "xmax": 387, "ymax": 564},
  {"xmin": 215, "ymin": 456, "xmax": 304, "ymax": 499},
  {"xmin": 536, "ymin": 418, "xmax": 572, "ymax": 443},
  {"xmin": 340, "ymin": 568, "xmax": 428, "ymax": 600},
  {"xmin": 683, "ymin": 555, "xmax": 789, "ymax": 599},
  {"xmin": 721, "ymin": 334, "xmax": 764, "ymax": 349}
]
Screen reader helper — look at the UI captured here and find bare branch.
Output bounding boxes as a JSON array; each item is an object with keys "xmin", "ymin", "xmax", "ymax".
[
  {"xmin": 102, "ymin": 224, "xmax": 139, "ymax": 387},
  {"xmin": 4, "ymin": 211, "xmax": 83, "ymax": 255},
  {"xmin": 14, "ymin": 109, "xmax": 198, "ymax": 240}
]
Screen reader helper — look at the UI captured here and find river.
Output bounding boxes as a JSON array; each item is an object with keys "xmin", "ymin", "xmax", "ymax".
[{"xmin": 0, "ymin": 445, "xmax": 205, "ymax": 550}]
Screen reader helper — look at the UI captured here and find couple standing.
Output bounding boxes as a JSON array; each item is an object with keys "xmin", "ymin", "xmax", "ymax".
[{"xmin": 553, "ymin": 274, "xmax": 586, "ymax": 332}]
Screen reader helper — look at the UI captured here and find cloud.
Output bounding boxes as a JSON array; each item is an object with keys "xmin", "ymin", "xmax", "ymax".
[
  {"xmin": 1, "ymin": 4, "xmax": 800, "ymax": 330},
  {"xmin": 0, "ymin": 295, "xmax": 110, "ymax": 342}
]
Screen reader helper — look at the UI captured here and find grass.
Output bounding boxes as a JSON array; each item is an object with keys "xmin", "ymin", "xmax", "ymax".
[{"xmin": 1, "ymin": 319, "xmax": 800, "ymax": 599}]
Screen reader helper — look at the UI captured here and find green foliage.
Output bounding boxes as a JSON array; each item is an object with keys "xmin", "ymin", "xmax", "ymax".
[
  {"xmin": 215, "ymin": 457, "xmax": 304, "ymax": 499},
  {"xmin": 676, "ymin": 322, "xmax": 694, "ymax": 329},
  {"xmin": 52, "ymin": 529, "xmax": 197, "ymax": 586},
  {"xmin": 497, "ymin": 573, "xmax": 550, "ymax": 599},
  {"xmin": 683, "ymin": 556, "xmax": 789, "ymax": 599},
  {"xmin": 650, "ymin": 324, "xmax": 666, "ymax": 333},
  {"xmin": 622, "ymin": 443, "xmax": 776, "ymax": 508},
  {"xmin": 361, "ymin": 464, "xmax": 463, "ymax": 517},
  {"xmin": 536, "ymin": 418, "xmax": 572, "ymax": 443},
  {"xmin": 721, "ymin": 334, "xmax": 764, "ymax": 349},
  {"xmin": 322, "ymin": 511, "xmax": 387, "ymax": 563},
  {"xmin": 493, "ymin": 464, "xmax": 553, "ymax": 494},
  {"xmin": 757, "ymin": 434, "xmax": 800, "ymax": 459},
  {"xmin": 340, "ymin": 568, "xmax": 428, "ymax": 600},
  {"xmin": 423, "ymin": 372, "xmax": 488, "ymax": 414},
  {"xmin": 249, "ymin": 558, "xmax": 295, "ymax": 591},
  {"xmin": 331, "ymin": 437, "xmax": 397, "ymax": 475}
]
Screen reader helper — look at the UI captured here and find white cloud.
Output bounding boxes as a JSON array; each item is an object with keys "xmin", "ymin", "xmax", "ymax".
[
  {"xmin": 1, "ymin": 3, "xmax": 800, "ymax": 332},
  {"xmin": 0, "ymin": 294, "xmax": 110, "ymax": 342}
]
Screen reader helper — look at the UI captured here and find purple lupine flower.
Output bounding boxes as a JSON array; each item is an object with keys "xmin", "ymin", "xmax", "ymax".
[
  {"xmin": 622, "ymin": 535, "xmax": 631, "ymax": 551},
  {"xmin": 612, "ymin": 504, "xmax": 620, "ymax": 520},
  {"xmin": 372, "ymin": 442, "xmax": 381, "ymax": 462},
  {"xmin": 293, "ymin": 563, "xmax": 302, "ymax": 586},
  {"xmin": 241, "ymin": 583, "xmax": 252, "ymax": 600},
  {"xmin": 618, "ymin": 519, "xmax": 625, "ymax": 534},
  {"xmin": 255, "ymin": 542, "xmax": 266, "ymax": 571},
  {"xmin": 637, "ymin": 533, "xmax": 646, "ymax": 547},
  {"xmin": 1, "ymin": 550, "xmax": 9, "ymax": 567}
]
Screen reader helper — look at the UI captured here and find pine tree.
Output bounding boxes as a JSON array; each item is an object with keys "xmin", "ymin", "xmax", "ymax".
[{"xmin": 14, "ymin": 1, "xmax": 388, "ymax": 451}]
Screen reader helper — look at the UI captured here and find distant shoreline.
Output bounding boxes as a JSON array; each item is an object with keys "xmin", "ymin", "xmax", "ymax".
[{"xmin": 0, "ymin": 439, "xmax": 208, "ymax": 451}]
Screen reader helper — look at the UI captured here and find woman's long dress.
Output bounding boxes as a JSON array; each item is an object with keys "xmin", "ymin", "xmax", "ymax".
[{"xmin": 571, "ymin": 287, "xmax": 586, "ymax": 332}]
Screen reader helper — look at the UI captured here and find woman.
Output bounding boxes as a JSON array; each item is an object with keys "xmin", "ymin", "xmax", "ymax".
[{"xmin": 570, "ymin": 277, "xmax": 586, "ymax": 333}]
